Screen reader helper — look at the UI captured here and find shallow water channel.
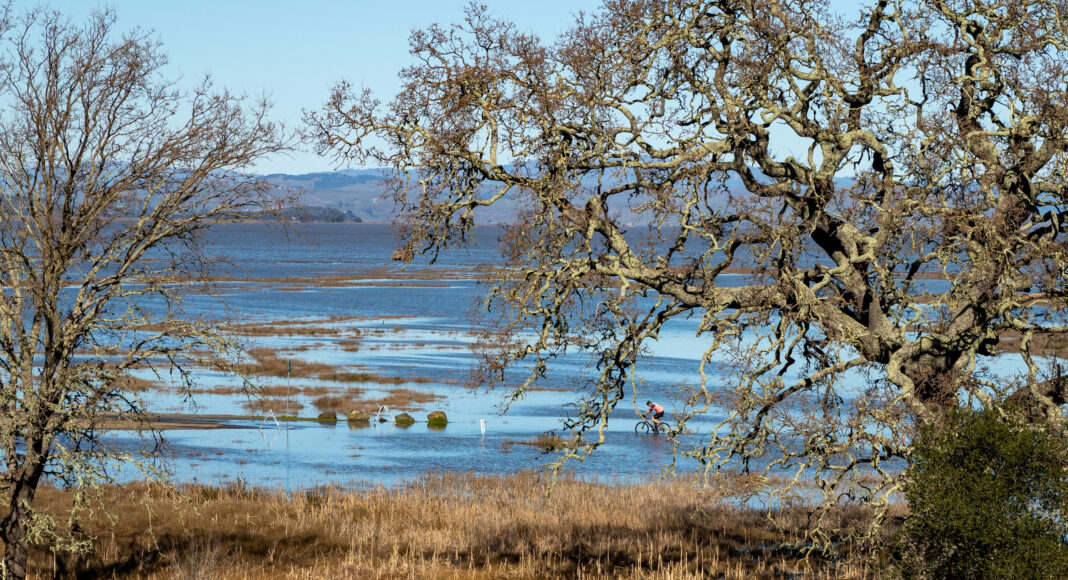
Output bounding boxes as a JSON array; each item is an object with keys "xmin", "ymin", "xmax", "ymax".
[
  {"xmin": 101, "ymin": 223, "xmax": 1017, "ymax": 490},
  {"xmin": 104, "ymin": 224, "xmax": 722, "ymax": 489}
]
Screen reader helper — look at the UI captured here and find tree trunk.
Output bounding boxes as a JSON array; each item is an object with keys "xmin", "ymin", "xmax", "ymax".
[
  {"xmin": 901, "ymin": 352, "xmax": 969, "ymax": 422},
  {"xmin": 1, "ymin": 448, "xmax": 46, "ymax": 580},
  {"xmin": 2, "ymin": 486, "xmax": 36, "ymax": 580}
]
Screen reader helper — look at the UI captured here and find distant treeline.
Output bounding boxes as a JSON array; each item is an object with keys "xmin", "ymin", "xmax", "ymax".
[{"xmin": 277, "ymin": 206, "xmax": 362, "ymax": 223}]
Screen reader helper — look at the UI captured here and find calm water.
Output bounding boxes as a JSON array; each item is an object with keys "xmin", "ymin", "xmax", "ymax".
[
  {"xmin": 103, "ymin": 223, "xmax": 999, "ymax": 489},
  {"xmin": 107, "ymin": 223, "xmax": 725, "ymax": 488}
]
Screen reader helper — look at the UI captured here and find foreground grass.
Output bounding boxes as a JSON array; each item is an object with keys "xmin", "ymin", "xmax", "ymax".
[{"xmin": 27, "ymin": 472, "xmax": 879, "ymax": 579}]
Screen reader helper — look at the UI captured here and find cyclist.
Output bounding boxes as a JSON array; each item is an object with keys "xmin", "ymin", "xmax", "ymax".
[{"xmin": 643, "ymin": 400, "xmax": 665, "ymax": 428}]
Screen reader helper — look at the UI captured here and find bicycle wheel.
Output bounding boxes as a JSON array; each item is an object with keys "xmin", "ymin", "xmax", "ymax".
[{"xmin": 635, "ymin": 421, "xmax": 651, "ymax": 434}]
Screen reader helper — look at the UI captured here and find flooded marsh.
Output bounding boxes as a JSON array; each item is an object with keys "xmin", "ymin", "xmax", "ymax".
[
  {"xmin": 104, "ymin": 223, "xmax": 1011, "ymax": 491},
  {"xmin": 100, "ymin": 224, "xmax": 716, "ymax": 489}
]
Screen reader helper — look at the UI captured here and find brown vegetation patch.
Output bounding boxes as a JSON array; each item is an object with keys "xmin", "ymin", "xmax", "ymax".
[
  {"xmin": 317, "ymin": 370, "xmax": 434, "ymax": 385},
  {"xmin": 243, "ymin": 398, "xmax": 303, "ymax": 414},
  {"xmin": 283, "ymin": 343, "xmax": 316, "ymax": 352},
  {"xmin": 995, "ymin": 331, "xmax": 1068, "ymax": 357},
  {"xmin": 257, "ymin": 385, "xmax": 300, "ymax": 397},
  {"xmin": 363, "ymin": 388, "xmax": 442, "ymax": 409},
  {"xmin": 222, "ymin": 318, "xmax": 362, "ymax": 337},
  {"xmin": 311, "ymin": 387, "xmax": 368, "ymax": 414},
  {"xmin": 335, "ymin": 339, "xmax": 362, "ymax": 352},
  {"xmin": 347, "ymin": 281, "xmax": 453, "ymax": 288},
  {"xmin": 154, "ymin": 268, "xmax": 490, "ymax": 289},
  {"xmin": 116, "ymin": 375, "xmax": 165, "ymax": 392},
  {"xmin": 311, "ymin": 395, "xmax": 356, "ymax": 413},
  {"xmin": 237, "ymin": 348, "xmax": 335, "ymax": 378},
  {"xmin": 515, "ymin": 432, "xmax": 581, "ymax": 451},
  {"xmin": 26, "ymin": 472, "xmax": 880, "ymax": 579},
  {"xmin": 191, "ymin": 385, "xmax": 246, "ymax": 396}
]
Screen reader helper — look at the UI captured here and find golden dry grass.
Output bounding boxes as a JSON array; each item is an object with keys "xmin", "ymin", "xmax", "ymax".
[
  {"xmin": 191, "ymin": 384, "xmax": 245, "ymax": 396},
  {"xmin": 221, "ymin": 316, "xmax": 365, "ymax": 337},
  {"xmin": 336, "ymin": 338, "xmax": 362, "ymax": 352},
  {"xmin": 364, "ymin": 387, "xmax": 442, "ymax": 409},
  {"xmin": 310, "ymin": 391, "xmax": 366, "ymax": 413},
  {"xmin": 243, "ymin": 398, "xmax": 304, "ymax": 414},
  {"xmin": 236, "ymin": 348, "xmax": 337, "ymax": 378},
  {"xmin": 178, "ymin": 268, "xmax": 488, "ymax": 288},
  {"xmin": 256, "ymin": 384, "xmax": 299, "ymax": 397},
  {"xmin": 513, "ymin": 432, "xmax": 580, "ymax": 451},
  {"xmin": 319, "ymin": 370, "xmax": 435, "ymax": 384},
  {"xmin": 525, "ymin": 385, "xmax": 571, "ymax": 392},
  {"xmin": 312, "ymin": 387, "xmax": 437, "ymax": 415},
  {"xmin": 236, "ymin": 346, "xmax": 443, "ymax": 389},
  {"xmin": 116, "ymin": 375, "xmax": 166, "ymax": 392},
  {"xmin": 26, "ymin": 472, "xmax": 880, "ymax": 579}
]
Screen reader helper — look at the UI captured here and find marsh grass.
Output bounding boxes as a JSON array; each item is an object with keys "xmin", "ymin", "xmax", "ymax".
[
  {"xmin": 365, "ymin": 387, "xmax": 442, "ymax": 408},
  {"xmin": 222, "ymin": 316, "xmax": 365, "ymax": 337},
  {"xmin": 996, "ymin": 331, "xmax": 1068, "ymax": 356},
  {"xmin": 311, "ymin": 395, "xmax": 353, "ymax": 413},
  {"xmin": 317, "ymin": 370, "xmax": 436, "ymax": 385},
  {"xmin": 236, "ymin": 344, "xmax": 441, "ymax": 388},
  {"xmin": 236, "ymin": 348, "xmax": 336, "ymax": 378},
  {"xmin": 117, "ymin": 375, "xmax": 166, "ymax": 392},
  {"xmin": 191, "ymin": 375, "xmax": 439, "ymax": 417},
  {"xmin": 313, "ymin": 387, "xmax": 439, "ymax": 414},
  {"xmin": 243, "ymin": 398, "xmax": 304, "ymax": 414},
  {"xmin": 26, "ymin": 472, "xmax": 879, "ymax": 579},
  {"xmin": 310, "ymin": 390, "xmax": 366, "ymax": 413},
  {"xmin": 190, "ymin": 384, "xmax": 244, "ymax": 396},
  {"xmin": 256, "ymin": 384, "xmax": 299, "ymax": 397},
  {"xmin": 516, "ymin": 432, "xmax": 580, "ymax": 452},
  {"xmin": 190, "ymin": 384, "xmax": 302, "ymax": 396},
  {"xmin": 335, "ymin": 338, "xmax": 362, "ymax": 352}
]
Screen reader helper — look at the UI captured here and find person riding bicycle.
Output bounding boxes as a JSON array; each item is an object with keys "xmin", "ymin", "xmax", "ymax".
[{"xmin": 643, "ymin": 400, "xmax": 665, "ymax": 428}]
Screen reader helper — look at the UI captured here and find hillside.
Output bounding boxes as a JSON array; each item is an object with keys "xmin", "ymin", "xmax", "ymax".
[
  {"xmin": 263, "ymin": 169, "xmax": 660, "ymax": 225},
  {"xmin": 264, "ymin": 169, "xmax": 530, "ymax": 224}
]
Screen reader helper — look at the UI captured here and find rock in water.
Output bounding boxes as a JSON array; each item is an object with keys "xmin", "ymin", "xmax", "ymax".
[
  {"xmin": 427, "ymin": 410, "xmax": 448, "ymax": 427},
  {"xmin": 394, "ymin": 412, "xmax": 416, "ymax": 426},
  {"xmin": 346, "ymin": 409, "xmax": 371, "ymax": 423}
]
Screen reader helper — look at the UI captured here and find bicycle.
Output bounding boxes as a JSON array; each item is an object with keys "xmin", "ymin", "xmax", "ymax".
[{"xmin": 635, "ymin": 417, "xmax": 670, "ymax": 435}]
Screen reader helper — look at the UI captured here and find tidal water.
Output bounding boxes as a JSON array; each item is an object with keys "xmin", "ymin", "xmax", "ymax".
[
  {"xmin": 106, "ymin": 223, "xmax": 1008, "ymax": 489},
  {"xmin": 110, "ymin": 223, "xmax": 726, "ymax": 489}
]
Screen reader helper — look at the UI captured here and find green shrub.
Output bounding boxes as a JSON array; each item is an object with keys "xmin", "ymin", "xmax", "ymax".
[{"xmin": 893, "ymin": 407, "xmax": 1068, "ymax": 579}]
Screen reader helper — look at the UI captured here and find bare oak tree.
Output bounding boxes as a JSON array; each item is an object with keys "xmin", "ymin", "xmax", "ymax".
[
  {"xmin": 309, "ymin": 0, "xmax": 1068, "ymax": 542},
  {"xmin": 0, "ymin": 9, "xmax": 286, "ymax": 578}
]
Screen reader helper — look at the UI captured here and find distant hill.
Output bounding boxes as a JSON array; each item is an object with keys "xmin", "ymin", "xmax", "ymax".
[
  {"xmin": 261, "ymin": 168, "xmax": 781, "ymax": 225},
  {"xmin": 263, "ymin": 168, "xmax": 539, "ymax": 224},
  {"xmin": 262, "ymin": 169, "xmax": 396, "ymax": 223}
]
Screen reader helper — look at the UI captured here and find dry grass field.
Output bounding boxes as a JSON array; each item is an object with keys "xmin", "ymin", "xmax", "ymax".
[{"xmin": 24, "ymin": 472, "xmax": 884, "ymax": 579}]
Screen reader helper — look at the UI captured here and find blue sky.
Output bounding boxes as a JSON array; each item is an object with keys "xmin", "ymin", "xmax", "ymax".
[
  {"xmin": 49, "ymin": 1, "xmax": 603, "ymax": 174},
  {"xmin": 50, "ymin": 0, "xmax": 859, "ymax": 175}
]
